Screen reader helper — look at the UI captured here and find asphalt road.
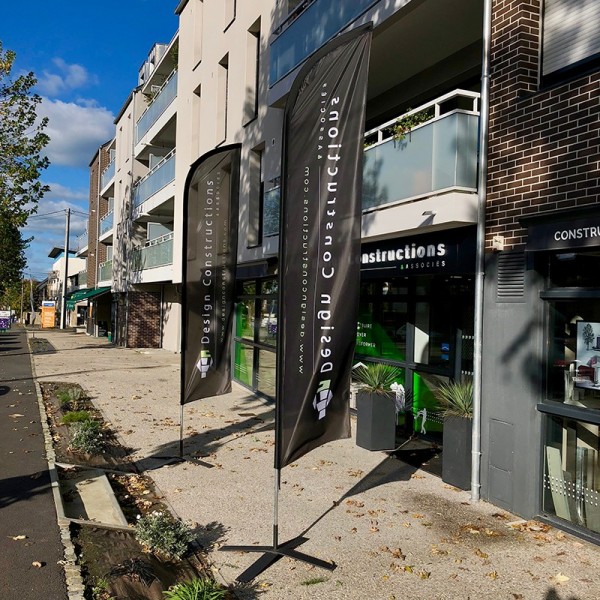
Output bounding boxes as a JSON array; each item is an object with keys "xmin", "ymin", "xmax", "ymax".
[{"xmin": 0, "ymin": 325, "xmax": 67, "ymax": 600}]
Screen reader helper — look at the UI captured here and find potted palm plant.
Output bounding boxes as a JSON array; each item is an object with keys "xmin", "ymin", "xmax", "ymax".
[
  {"xmin": 353, "ymin": 363, "xmax": 405, "ymax": 451},
  {"xmin": 435, "ymin": 378, "xmax": 473, "ymax": 490}
]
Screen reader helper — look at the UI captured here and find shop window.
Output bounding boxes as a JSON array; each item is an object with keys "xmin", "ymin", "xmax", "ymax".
[
  {"xmin": 257, "ymin": 349, "xmax": 277, "ymax": 398},
  {"xmin": 235, "ymin": 298, "xmax": 255, "ymax": 341},
  {"xmin": 233, "ymin": 277, "xmax": 278, "ymax": 400},
  {"xmin": 543, "ymin": 415, "xmax": 600, "ymax": 533},
  {"xmin": 234, "ymin": 341, "xmax": 254, "ymax": 387},
  {"xmin": 545, "ymin": 298, "xmax": 600, "ymax": 408},
  {"xmin": 258, "ymin": 298, "xmax": 277, "ymax": 347}
]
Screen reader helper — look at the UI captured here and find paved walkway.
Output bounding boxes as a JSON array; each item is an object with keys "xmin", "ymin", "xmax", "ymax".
[
  {"xmin": 31, "ymin": 329, "xmax": 600, "ymax": 600},
  {"xmin": 0, "ymin": 326, "xmax": 68, "ymax": 600}
]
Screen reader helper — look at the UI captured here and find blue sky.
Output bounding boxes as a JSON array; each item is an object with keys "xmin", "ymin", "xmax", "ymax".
[{"xmin": 2, "ymin": 1, "xmax": 179, "ymax": 280}]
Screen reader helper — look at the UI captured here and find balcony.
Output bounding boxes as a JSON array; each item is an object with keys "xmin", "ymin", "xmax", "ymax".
[
  {"xmin": 75, "ymin": 231, "xmax": 88, "ymax": 257},
  {"xmin": 131, "ymin": 233, "xmax": 173, "ymax": 272},
  {"xmin": 99, "ymin": 210, "xmax": 114, "ymax": 237},
  {"xmin": 262, "ymin": 90, "xmax": 479, "ymax": 238},
  {"xmin": 101, "ymin": 159, "xmax": 116, "ymax": 191},
  {"xmin": 135, "ymin": 70, "xmax": 178, "ymax": 144},
  {"xmin": 98, "ymin": 260, "xmax": 112, "ymax": 283},
  {"xmin": 78, "ymin": 269, "xmax": 88, "ymax": 287},
  {"xmin": 270, "ymin": 0, "xmax": 376, "ymax": 85},
  {"xmin": 132, "ymin": 150, "xmax": 175, "ymax": 209},
  {"xmin": 363, "ymin": 90, "xmax": 479, "ymax": 211}
]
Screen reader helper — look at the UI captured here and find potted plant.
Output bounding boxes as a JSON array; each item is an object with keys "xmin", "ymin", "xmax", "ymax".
[
  {"xmin": 353, "ymin": 363, "xmax": 405, "ymax": 451},
  {"xmin": 435, "ymin": 378, "xmax": 473, "ymax": 490}
]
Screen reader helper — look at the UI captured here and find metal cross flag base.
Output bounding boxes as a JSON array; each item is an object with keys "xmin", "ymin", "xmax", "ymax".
[{"xmin": 220, "ymin": 533, "xmax": 336, "ymax": 583}]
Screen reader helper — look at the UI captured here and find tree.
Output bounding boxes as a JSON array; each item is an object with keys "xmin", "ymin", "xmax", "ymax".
[
  {"xmin": 0, "ymin": 219, "xmax": 28, "ymax": 296},
  {"xmin": 0, "ymin": 42, "xmax": 50, "ymax": 293}
]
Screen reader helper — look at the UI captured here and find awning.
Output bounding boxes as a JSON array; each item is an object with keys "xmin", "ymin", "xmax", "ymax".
[{"xmin": 66, "ymin": 287, "xmax": 111, "ymax": 309}]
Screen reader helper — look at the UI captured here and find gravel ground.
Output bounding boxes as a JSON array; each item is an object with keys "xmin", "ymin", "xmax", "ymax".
[{"xmin": 32, "ymin": 329, "xmax": 600, "ymax": 600}]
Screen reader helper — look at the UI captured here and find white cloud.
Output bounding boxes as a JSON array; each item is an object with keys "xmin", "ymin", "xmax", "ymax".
[
  {"xmin": 38, "ymin": 98, "xmax": 115, "ymax": 168},
  {"xmin": 36, "ymin": 58, "xmax": 98, "ymax": 96}
]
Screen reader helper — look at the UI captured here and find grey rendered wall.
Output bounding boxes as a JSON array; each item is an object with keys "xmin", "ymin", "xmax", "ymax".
[{"xmin": 480, "ymin": 250, "xmax": 545, "ymax": 518}]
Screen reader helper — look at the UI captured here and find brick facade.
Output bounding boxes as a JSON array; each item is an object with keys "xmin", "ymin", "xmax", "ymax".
[
  {"xmin": 487, "ymin": 0, "xmax": 600, "ymax": 250},
  {"xmin": 87, "ymin": 143, "xmax": 111, "ymax": 288},
  {"xmin": 117, "ymin": 291, "xmax": 161, "ymax": 348}
]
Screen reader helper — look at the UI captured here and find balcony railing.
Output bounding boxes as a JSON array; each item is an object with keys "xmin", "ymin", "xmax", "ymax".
[
  {"xmin": 99, "ymin": 210, "xmax": 114, "ymax": 235},
  {"xmin": 98, "ymin": 260, "xmax": 112, "ymax": 282},
  {"xmin": 270, "ymin": 0, "xmax": 377, "ymax": 84},
  {"xmin": 261, "ymin": 90, "xmax": 479, "ymax": 235},
  {"xmin": 135, "ymin": 70, "xmax": 178, "ymax": 144},
  {"xmin": 362, "ymin": 89, "xmax": 480, "ymax": 211},
  {"xmin": 101, "ymin": 159, "xmax": 116, "ymax": 190},
  {"xmin": 263, "ymin": 187, "xmax": 281, "ymax": 238},
  {"xmin": 133, "ymin": 150, "xmax": 175, "ymax": 208},
  {"xmin": 75, "ymin": 231, "xmax": 88, "ymax": 252},
  {"xmin": 131, "ymin": 233, "xmax": 174, "ymax": 271}
]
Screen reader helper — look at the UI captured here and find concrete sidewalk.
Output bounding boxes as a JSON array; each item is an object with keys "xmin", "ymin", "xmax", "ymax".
[{"xmin": 32, "ymin": 329, "xmax": 600, "ymax": 600}]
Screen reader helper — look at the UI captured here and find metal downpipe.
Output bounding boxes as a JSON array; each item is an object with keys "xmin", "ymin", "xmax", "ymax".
[{"xmin": 471, "ymin": 0, "xmax": 493, "ymax": 503}]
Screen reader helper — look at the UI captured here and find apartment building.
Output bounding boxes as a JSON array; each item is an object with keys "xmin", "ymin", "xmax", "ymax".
[{"xmin": 87, "ymin": 0, "xmax": 600, "ymax": 541}]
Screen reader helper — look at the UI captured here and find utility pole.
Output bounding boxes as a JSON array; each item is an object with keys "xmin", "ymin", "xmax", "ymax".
[
  {"xmin": 20, "ymin": 277, "xmax": 24, "ymax": 324},
  {"xmin": 60, "ymin": 208, "xmax": 71, "ymax": 329}
]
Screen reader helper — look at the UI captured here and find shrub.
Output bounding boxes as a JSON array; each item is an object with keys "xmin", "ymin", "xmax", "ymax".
[
  {"xmin": 57, "ymin": 386, "xmax": 84, "ymax": 409},
  {"xmin": 69, "ymin": 419, "xmax": 104, "ymax": 454},
  {"xmin": 62, "ymin": 410, "xmax": 92, "ymax": 424},
  {"xmin": 134, "ymin": 511, "xmax": 195, "ymax": 561},
  {"xmin": 163, "ymin": 578, "xmax": 227, "ymax": 600}
]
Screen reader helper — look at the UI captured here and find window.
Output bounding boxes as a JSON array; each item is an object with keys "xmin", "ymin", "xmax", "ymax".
[
  {"xmin": 193, "ymin": 0, "xmax": 203, "ymax": 66},
  {"xmin": 247, "ymin": 145, "xmax": 264, "ymax": 248},
  {"xmin": 543, "ymin": 251, "xmax": 600, "ymax": 410},
  {"xmin": 233, "ymin": 278, "xmax": 278, "ymax": 399},
  {"xmin": 543, "ymin": 415, "xmax": 600, "ymax": 533},
  {"xmin": 542, "ymin": 0, "xmax": 600, "ymax": 84},
  {"xmin": 244, "ymin": 18, "xmax": 261, "ymax": 124},
  {"xmin": 224, "ymin": 0, "xmax": 236, "ymax": 30},
  {"xmin": 192, "ymin": 85, "xmax": 201, "ymax": 156},
  {"xmin": 216, "ymin": 54, "xmax": 229, "ymax": 144}
]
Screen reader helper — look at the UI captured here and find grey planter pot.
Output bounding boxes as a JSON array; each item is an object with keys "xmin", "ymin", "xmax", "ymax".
[
  {"xmin": 356, "ymin": 391, "xmax": 397, "ymax": 451},
  {"xmin": 442, "ymin": 416, "xmax": 472, "ymax": 490}
]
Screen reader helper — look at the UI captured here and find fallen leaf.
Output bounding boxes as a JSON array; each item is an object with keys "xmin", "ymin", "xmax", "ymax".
[
  {"xmin": 410, "ymin": 474, "xmax": 425, "ymax": 479},
  {"xmin": 551, "ymin": 573, "xmax": 570, "ymax": 584},
  {"xmin": 417, "ymin": 570, "xmax": 431, "ymax": 580},
  {"xmin": 10, "ymin": 535, "xmax": 27, "ymax": 540},
  {"xmin": 486, "ymin": 571, "xmax": 498, "ymax": 580},
  {"xmin": 475, "ymin": 549, "xmax": 489, "ymax": 559}
]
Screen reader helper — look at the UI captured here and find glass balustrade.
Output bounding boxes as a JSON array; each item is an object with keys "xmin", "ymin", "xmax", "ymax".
[
  {"xmin": 131, "ymin": 234, "xmax": 174, "ymax": 271},
  {"xmin": 133, "ymin": 152, "xmax": 175, "ymax": 208},
  {"xmin": 270, "ymin": 0, "xmax": 377, "ymax": 84},
  {"xmin": 135, "ymin": 71, "xmax": 178, "ymax": 143},
  {"xmin": 363, "ymin": 111, "xmax": 479, "ymax": 210},
  {"xmin": 101, "ymin": 160, "xmax": 115, "ymax": 190},
  {"xmin": 99, "ymin": 210, "xmax": 114, "ymax": 235},
  {"xmin": 98, "ymin": 260, "xmax": 112, "ymax": 282}
]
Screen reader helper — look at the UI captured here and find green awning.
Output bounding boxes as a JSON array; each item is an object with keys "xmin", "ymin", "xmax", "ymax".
[{"xmin": 66, "ymin": 287, "xmax": 111, "ymax": 309}]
